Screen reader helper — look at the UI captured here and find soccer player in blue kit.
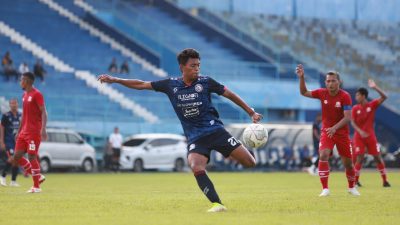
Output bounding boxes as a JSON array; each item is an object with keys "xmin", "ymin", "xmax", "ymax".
[{"xmin": 98, "ymin": 48, "xmax": 263, "ymax": 212}]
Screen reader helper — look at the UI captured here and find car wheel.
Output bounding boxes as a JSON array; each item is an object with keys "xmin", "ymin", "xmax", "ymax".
[
  {"xmin": 133, "ymin": 159, "xmax": 143, "ymax": 172},
  {"xmin": 40, "ymin": 158, "xmax": 51, "ymax": 173},
  {"xmin": 174, "ymin": 158, "xmax": 185, "ymax": 172},
  {"xmin": 82, "ymin": 158, "xmax": 94, "ymax": 172}
]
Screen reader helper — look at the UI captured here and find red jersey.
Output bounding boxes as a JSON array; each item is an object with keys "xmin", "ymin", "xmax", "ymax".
[
  {"xmin": 20, "ymin": 88, "xmax": 45, "ymax": 136},
  {"xmin": 352, "ymin": 99, "xmax": 379, "ymax": 139},
  {"xmin": 311, "ymin": 88, "xmax": 352, "ymax": 135}
]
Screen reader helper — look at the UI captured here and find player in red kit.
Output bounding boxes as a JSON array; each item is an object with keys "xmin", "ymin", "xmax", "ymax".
[
  {"xmin": 296, "ymin": 64, "xmax": 360, "ymax": 197},
  {"xmin": 13, "ymin": 72, "xmax": 47, "ymax": 193},
  {"xmin": 351, "ymin": 79, "xmax": 390, "ymax": 188}
]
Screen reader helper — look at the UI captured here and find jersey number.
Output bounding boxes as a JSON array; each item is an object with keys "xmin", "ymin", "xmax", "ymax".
[
  {"xmin": 29, "ymin": 142, "xmax": 36, "ymax": 151},
  {"xmin": 228, "ymin": 137, "xmax": 238, "ymax": 146}
]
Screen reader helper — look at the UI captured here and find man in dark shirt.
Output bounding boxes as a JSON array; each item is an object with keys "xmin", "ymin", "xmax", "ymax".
[
  {"xmin": 0, "ymin": 98, "xmax": 22, "ymax": 186},
  {"xmin": 98, "ymin": 48, "xmax": 262, "ymax": 212}
]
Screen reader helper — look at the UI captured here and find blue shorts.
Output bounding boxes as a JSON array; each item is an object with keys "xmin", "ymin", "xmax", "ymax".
[{"xmin": 187, "ymin": 129, "xmax": 241, "ymax": 161}]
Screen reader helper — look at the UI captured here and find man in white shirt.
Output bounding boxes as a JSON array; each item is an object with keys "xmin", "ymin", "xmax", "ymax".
[
  {"xmin": 18, "ymin": 62, "xmax": 29, "ymax": 75},
  {"xmin": 109, "ymin": 127, "xmax": 123, "ymax": 172}
]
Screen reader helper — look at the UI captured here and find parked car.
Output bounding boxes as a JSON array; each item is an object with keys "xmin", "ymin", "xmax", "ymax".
[
  {"xmin": 78, "ymin": 131, "xmax": 108, "ymax": 169},
  {"xmin": 120, "ymin": 133, "xmax": 187, "ymax": 172},
  {"xmin": 39, "ymin": 128, "xmax": 96, "ymax": 173}
]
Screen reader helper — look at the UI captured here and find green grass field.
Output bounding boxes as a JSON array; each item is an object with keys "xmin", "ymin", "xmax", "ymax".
[{"xmin": 0, "ymin": 171, "xmax": 398, "ymax": 225}]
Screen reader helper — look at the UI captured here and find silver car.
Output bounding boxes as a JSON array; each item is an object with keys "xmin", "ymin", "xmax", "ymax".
[
  {"xmin": 120, "ymin": 133, "xmax": 187, "ymax": 172},
  {"xmin": 39, "ymin": 128, "xmax": 96, "ymax": 173}
]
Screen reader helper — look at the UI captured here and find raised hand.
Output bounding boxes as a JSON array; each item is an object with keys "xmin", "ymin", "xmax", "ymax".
[
  {"xmin": 295, "ymin": 64, "xmax": 305, "ymax": 78},
  {"xmin": 368, "ymin": 79, "xmax": 377, "ymax": 89}
]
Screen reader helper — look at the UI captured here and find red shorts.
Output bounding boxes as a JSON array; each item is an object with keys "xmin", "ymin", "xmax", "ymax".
[
  {"xmin": 15, "ymin": 134, "xmax": 41, "ymax": 155},
  {"xmin": 353, "ymin": 136, "xmax": 380, "ymax": 156},
  {"xmin": 319, "ymin": 132, "xmax": 352, "ymax": 158}
]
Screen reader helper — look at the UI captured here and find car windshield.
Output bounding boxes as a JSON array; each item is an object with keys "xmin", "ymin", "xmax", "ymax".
[{"xmin": 123, "ymin": 138, "xmax": 146, "ymax": 147}]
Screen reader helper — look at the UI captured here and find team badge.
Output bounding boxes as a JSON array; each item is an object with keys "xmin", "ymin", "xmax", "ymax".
[
  {"xmin": 173, "ymin": 87, "xmax": 178, "ymax": 93},
  {"xmin": 357, "ymin": 110, "xmax": 361, "ymax": 114},
  {"xmin": 28, "ymin": 96, "xmax": 32, "ymax": 102},
  {"xmin": 195, "ymin": 84, "xmax": 203, "ymax": 93},
  {"xmin": 366, "ymin": 107, "xmax": 371, "ymax": 112},
  {"xmin": 189, "ymin": 144, "xmax": 196, "ymax": 151},
  {"xmin": 323, "ymin": 100, "xmax": 328, "ymax": 104},
  {"xmin": 210, "ymin": 120, "xmax": 215, "ymax": 125},
  {"xmin": 335, "ymin": 101, "xmax": 341, "ymax": 108}
]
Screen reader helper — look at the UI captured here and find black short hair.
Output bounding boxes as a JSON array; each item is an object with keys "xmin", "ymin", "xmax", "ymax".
[
  {"xmin": 326, "ymin": 71, "xmax": 341, "ymax": 81},
  {"xmin": 22, "ymin": 72, "xmax": 35, "ymax": 83},
  {"xmin": 177, "ymin": 48, "xmax": 200, "ymax": 65},
  {"xmin": 357, "ymin": 87, "xmax": 368, "ymax": 98}
]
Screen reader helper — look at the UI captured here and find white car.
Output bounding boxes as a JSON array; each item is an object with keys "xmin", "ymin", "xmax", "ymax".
[
  {"xmin": 39, "ymin": 128, "xmax": 96, "ymax": 173},
  {"xmin": 120, "ymin": 133, "xmax": 187, "ymax": 172}
]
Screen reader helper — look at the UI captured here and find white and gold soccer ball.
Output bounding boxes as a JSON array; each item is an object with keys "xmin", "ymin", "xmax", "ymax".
[{"xmin": 242, "ymin": 124, "xmax": 268, "ymax": 149}]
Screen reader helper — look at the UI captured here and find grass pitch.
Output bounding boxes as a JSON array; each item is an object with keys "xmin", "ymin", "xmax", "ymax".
[{"xmin": 0, "ymin": 171, "xmax": 398, "ymax": 225}]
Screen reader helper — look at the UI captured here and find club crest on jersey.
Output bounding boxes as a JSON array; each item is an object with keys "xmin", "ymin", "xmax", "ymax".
[
  {"xmin": 189, "ymin": 144, "xmax": 196, "ymax": 151},
  {"xmin": 335, "ymin": 101, "xmax": 341, "ymax": 108},
  {"xmin": 28, "ymin": 96, "xmax": 32, "ymax": 102},
  {"xmin": 195, "ymin": 84, "xmax": 203, "ymax": 93},
  {"xmin": 366, "ymin": 107, "xmax": 371, "ymax": 112},
  {"xmin": 323, "ymin": 100, "xmax": 328, "ymax": 104},
  {"xmin": 173, "ymin": 87, "xmax": 178, "ymax": 93},
  {"xmin": 357, "ymin": 110, "xmax": 361, "ymax": 114}
]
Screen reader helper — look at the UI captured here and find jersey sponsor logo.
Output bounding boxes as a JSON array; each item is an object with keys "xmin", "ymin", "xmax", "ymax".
[
  {"xmin": 335, "ymin": 101, "xmax": 341, "ymax": 108},
  {"xmin": 177, "ymin": 102, "xmax": 202, "ymax": 108},
  {"xmin": 178, "ymin": 93, "xmax": 198, "ymax": 101},
  {"xmin": 189, "ymin": 144, "xmax": 195, "ymax": 151},
  {"xmin": 195, "ymin": 84, "xmax": 203, "ymax": 93},
  {"xmin": 323, "ymin": 100, "xmax": 328, "ymax": 104},
  {"xmin": 366, "ymin": 107, "xmax": 371, "ymax": 112},
  {"xmin": 183, "ymin": 107, "xmax": 200, "ymax": 118}
]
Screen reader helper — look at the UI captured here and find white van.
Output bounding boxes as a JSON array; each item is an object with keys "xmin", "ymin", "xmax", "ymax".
[
  {"xmin": 39, "ymin": 128, "xmax": 96, "ymax": 173},
  {"xmin": 120, "ymin": 133, "xmax": 187, "ymax": 172}
]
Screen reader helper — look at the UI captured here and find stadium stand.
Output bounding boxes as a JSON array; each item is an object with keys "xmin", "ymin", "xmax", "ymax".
[{"xmin": 206, "ymin": 12, "xmax": 400, "ymax": 113}]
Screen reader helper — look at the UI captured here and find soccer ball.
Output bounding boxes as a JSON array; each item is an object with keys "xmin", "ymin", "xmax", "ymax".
[{"xmin": 242, "ymin": 124, "xmax": 268, "ymax": 149}]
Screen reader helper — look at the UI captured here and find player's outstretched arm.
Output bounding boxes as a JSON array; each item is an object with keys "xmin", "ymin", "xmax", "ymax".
[
  {"xmin": 97, "ymin": 74, "xmax": 153, "ymax": 90},
  {"xmin": 368, "ymin": 79, "xmax": 387, "ymax": 105},
  {"xmin": 295, "ymin": 64, "xmax": 313, "ymax": 98},
  {"xmin": 222, "ymin": 88, "xmax": 263, "ymax": 123}
]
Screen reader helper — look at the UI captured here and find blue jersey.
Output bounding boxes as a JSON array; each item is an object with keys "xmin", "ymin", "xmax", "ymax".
[
  {"xmin": 1, "ymin": 111, "xmax": 21, "ymax": 149},
  {"xmin": 151, "ymin": 76, "xmax": 226, "ymax": 143}
]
